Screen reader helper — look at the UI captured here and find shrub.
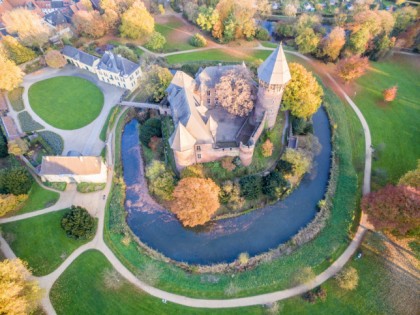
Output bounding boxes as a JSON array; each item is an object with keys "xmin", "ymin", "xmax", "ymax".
[
  {"xmin": 301, "ymin": 286, "xmax": 327, "ymax": 303},
  {"xmin": 261, "ymin": 139, "xmax": 273, "ymax": 157},
  {"xmin": 0, "ymin": 194, "xmax": 28, "ymax": 216},
  {"xmin": 335, "ymin": 266, "xmax": 359, "ymax": 290},
  {"xmin": 145, "ymin": 161, "xmax": 175, "ymax": 201},
  {"xmin": 38, "ymin": 131, "xmax": 63, "ymax": 154},
  {"xmin": 77, "ymin": 182, "xmax": 106, "ymax": 193},
  {"xmin": 219, "ymin": 180, "xmax": 244, "ymax": 210},
  {"xmin": 0, "ymin": 167, "xmax": 33, "ymax": 195},
  {"xmin": 262, "ymin": 171, "xmax": 289, "ymax": 199},
  {"xmin": 276, "ymin": 159, "xmax": 293, "ymax": 175},
  {"xmin": 44, "ymin": 50, "xmax": 67, "ymax": 68},
  {"xmin": 18, "ymin": 111, "xmax": 44, "ymax": 132},
  {"xmin": 8, "ymin": 87, "xmax": 25, "ymax": 112},
  {"xmin": 190, "ymin": 33, "xmax": 207, "ymax": 47},
  {"xmin": 180, "ymin": 164, "xmax": 205, "ymax": 178},
  {"xmin": 383, "ymin": 85, "xmax": 398, "ymax": 102},
  {"xmin": 139, "ymin": 118, "xmax": 162, "ymax": 146},
  {"xmin": 281, "ymin": 148, "xmax": 311, "ymax": 182},
  {"xmin": 112, "ymin": 46, "xmax": 138, "ymax": 62},
  {"xmin": 0, "ymin": 127, "xmax": 8, "ymax": 158},
  {"xmin": 239, "ymin": 175, "xmax": 262, "ymax": 200},
  {"xmin": 61, "ymin": 206, "xmax": 95, "ymax": 240},
  {"xmin": 238, "ymin": 252, "xmax": 249, "ymax": 265},
  {"xmin": 255, "ymin": 27, "xmax": 270, "ymax": 41},
  {"xmin": 292, "ymin": 116, "xmax": 313, "ymax": 135},
  {"xmin": 145, "ymin": 31, "xmax": 166, "ymax": 52},
  {"xmin": 221, "ymin": 157, "xmax": 236, "ymax": 171}
]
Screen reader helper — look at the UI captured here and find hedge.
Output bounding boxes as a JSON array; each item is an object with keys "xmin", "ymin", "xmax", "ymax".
[{"xmin": 18, "ymin": 111, "xmax": 44, "ymax": 133}]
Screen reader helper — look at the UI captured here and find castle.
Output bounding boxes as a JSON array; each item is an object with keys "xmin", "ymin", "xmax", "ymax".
[{"xmin": 166, "ymin": 44, "xmax": 291, "ymax": 171}]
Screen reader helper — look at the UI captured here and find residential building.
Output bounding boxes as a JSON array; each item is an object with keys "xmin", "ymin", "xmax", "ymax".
[
  {"xmin": 39, "ymin": 156, "xmax": 107, "ymax": 183},
  {"xmin": 62, "ymin": 45, "xmax": 99, "ymax": 73}
]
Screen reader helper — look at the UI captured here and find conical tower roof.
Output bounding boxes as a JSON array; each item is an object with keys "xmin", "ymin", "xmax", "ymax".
[
  {"xmin": 169, "ymin": 123, "xmax": 196, "ymax": 152},
  {"xmin": 206, "ymin": 115, "xmax": 218, "ymax": 136},
  {"xmin": 257, "ymin": 43, "xmax": 291, "ymax": 85}
]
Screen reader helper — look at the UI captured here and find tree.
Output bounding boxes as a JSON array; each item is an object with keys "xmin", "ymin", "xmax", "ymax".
[
  {"xmin": 139, "ymin": 117, "xmax": 162, "ymax": 146},
  {"xmin": 336, "ymin": 56, "xmax": 369, "ymax": 82},
  {"xmin": 120, "ymin": 1, "xmax": 154, "ymax": 39},
  {"xmin": 281, "ymin": 148, "xmax": 311, "ymax": 181},
  {"xmin": 221, "ymin": 157, "xmax": 236, "ymax": 171},
  {"xmin": 261, "ymin": 139, "xmax": 273, "ymax": 157},
  {"xmin": 370, "ymin": 34, "xmax": 395, "ymax": 60},
  {"xmin": 393, "ymin": 7, "xmax": 417, "ymax": 33},
  {"xmin": 275, "ymin": 23, "xmax": 295, "ymax": 38},
  {"xmin": 0, "ymin": 167, "xmax": 33, "ymax": 195},
  {"xmin": 361, "ymin": 185, "xmax": 420, "ymax": 234},
  {"xmin": 239, "ymin": 175, "xmax": 262, "ymax": 200},
  {"xmin": 158, "ymin": 4, "xmax": 165, "ymax": 15},
  {"xmin": 0, "ymin": 36, "xmax": 36, "ymax": 65},
  {"xmin": 145, "ymin": 31, "xmax": 166, "ymax": 51},
  {"xmin": 383, "ymin": 85, "xmax": 398, "ymax": 102},
  {"xmin": 348, "ymin": 27, "xmax": 370, "ymax": 55},
  {"xmin": 2, "ymin": 8, "xmax": 50, "ymax": 51},
  {"xmin": 215, "ymin": 67, "xmax": 256, "ymax": 117},
  {"xmin": 141, "ymin": 65, "xmax": 173, "ymax": 102},
  {"xmin": 103, "ymin": 9, "xmax": 120, "ymax": 30},
  {"xmin": 256, "ymin": 0, "xmax": 271, "ymax": 19},
  {"xmin": 80, "ymin": 0, "xmax": 93, "ymax": 10},
  {"xmin": 61, "ymin": 206, "xmax": 95, "ymax": 240},
  {"xmin": 335, "ymin": 266, "xmax": 359, "ymax": 290},
  {"xmin": 180, "ymin": 164, "xmax": 205, "ymax": 178},
  {"xmin": 398, "ymin": 161, "xmax": 420, "ymax": 189},
  {"xmin": 0, "ymin": 128, "xmax": 7, "ymax": 158},
  {"xmin": 196, "ymin": 6, "xmax": 219, "ymax": 31},
  {"xmin": 183, "ymin": 2, "xmax": 199, "ymax": 22},
  {"xmin": 45, "ymin": 50, "xmax": 67, "ymax": 68},
  {"xmin": 100, "ymin": 0, "xmax": 118, "ymax": 12},
  {"xmin": 0, "ymin": 54, "xmax": 24, "ymax": 91},
  {"xmin": 0, "ymin": 194, "xmax": 28, "ymax": 217},
  {"xmin": 295, "ymin": 28, "xmax": 321, "ymax": 54},
  {"xmin": 7, "ymin": 139, "xmax": 28, "ymax": 156},
  {"xmin": 282, "ymin": 63, "xmax": 323, "ymax": 119},
  {"xmin": 219, "ymin": 180, "xmax": 244, "ymax": 210},
  {"xmin": 0, "ymin": 259, "xmax": 43, "ymax": 314},
  {"xmin": 146, "ymin": 161, "xmax": 175, "ymax": 201},
  {"xmin": 112, "ymin": 45, "xmax": 137, "ymax": 62},
  {"xmin": 72, "ymin": 11, "xmax": 107, "ymax": 38},
  {"xmin": 295, "ymin": 14, "xmax": 321, "ymax": 34},
  {"xmin": 283, "ymin": 4, "xmax": 297, "ymax": 17},
  {"xmin": 171, "ymin": 177, "xmax": 220, "ymax": 227},
  {"xmin": 318, "ymin": 27, "xmax": 345, "ymax": 62},
  {"xmin": 262, "ymin": 171, "xmax": 289, "ymax": 199},
  {"xmin": 190, "ymin": 33, "xmax": 207, "ymax": 47}
]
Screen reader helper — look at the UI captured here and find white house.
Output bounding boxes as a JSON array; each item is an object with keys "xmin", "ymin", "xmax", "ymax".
[
  {"xmin": 39, "ymin": 156, "xmax": 107, "ymax": 183},
  {"xmin": 61, "ymin": 46, "xmax": 142, "ymax": 91},
  {"xmin": 96, "ymin": 51, "xmax": 142, "ymax": 90}
]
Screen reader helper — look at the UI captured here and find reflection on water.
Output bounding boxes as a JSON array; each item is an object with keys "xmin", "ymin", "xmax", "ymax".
[{"xmin": 123, "ymin": 108, "xmax": 331, "ymax": 264}]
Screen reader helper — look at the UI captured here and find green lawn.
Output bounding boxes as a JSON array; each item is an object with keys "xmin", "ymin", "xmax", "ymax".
[
  {"xmin": 9, "ymin": 181, "xmax": 60, "ymax": 216},
  {"xmin": 28, "ymin": 76, "xmax": 104, "ymax": 130},
  {"xmin": 354, "ymin": 55, "xmax": 420, "ymax": 185},
  {"xmin": 99, "ymin": 106, "xmax": 121, "ymax": 142},
  {"xmin": 155, "ymin": 17, "xmax": 196, "ymax": 52},
  {"xmin": 0, "ymin": 209, "xmax": 91, "ymax": 276},
  {"xmin": 50, "ymin": 250, "xmax": 265, "ymax": 315}
]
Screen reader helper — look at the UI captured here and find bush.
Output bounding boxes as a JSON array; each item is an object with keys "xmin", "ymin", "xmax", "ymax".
[
  {"xmin": 0, "ymin": 167, "xmax": 33, "ymax": 195},
  {"xmin": 181, "ymin": 164, "xmax": 205, "ymax": 178},
  {"xmin": 113, "ymin": 46, "xmax": 138, "ymax": 62},
  {"xmin": 0, "ymin": 127, "xmax": 8, "ymax": 158},
  {"xmin": 145, "ymin": 161, "xmax": 175, "ymax": 201},
  {"xmin": 145, "ymin": 31, "xmax": 166, "ymax": 52},
  {"xmin": 18, "ymin": 111, "xmax": 44, "ymax": 133},
  {"xmin": 0, "ymin": 194, "xmax": 28, "ymax": 217},
  {"xmin": 190, "ymin": 33, "xmax": 207, "ymax": 47},
  {"xmin": 8, "ymin": 87, "xmax": 25, "ymax": 112},
  {"xmin": 61, "ymin": 206, "xmax": 95, "ymax": 240},
  {"xmin": 219, "ymin": 180, "xmax": 244, "ymax": 210},
  {"xmin": 261, "ymin": 139, "xmax": 273, "ymax": 157},
  {"xmin": 139, "ymin": 118, "xmax": 162, "ymax": 146},
  {"xmin": 38, "ymin": 131, "xmax": 63, "ymax": 155},
  {"xmin": 335, "ymin": 266, "xmax": 359, "ymax": 290},
  {"xmin": 221, "ymin": 157, "xmax": 236, "ymax": 171},
  {"xmin": 301, "ymin": 286, "xmax": 327, "ymax": 303},
  {"xmin": 77, "ymin": 182, "xmax": 106, "ymax": 193},
  {"xmin": 255, "ymin": 27, "xmax": 270, "ymax": 41},
  {"xmin": 239, "ymin": 175, "xmax": 262, "ymax": 200},
  {"xmin": 262, "ymin": 171, "xmax": 289, "ymax": 199},
  {"xmin": 292, "ymin": 116, "xmax": 313, "ymax": 135},
  {"xmin": 276, "ymin": 159, "xmax": 293, "ymax": 175}
]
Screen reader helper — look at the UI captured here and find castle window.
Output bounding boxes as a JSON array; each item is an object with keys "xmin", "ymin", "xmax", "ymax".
[
  {"xmin": 207, "ymin": 98, "xmax": 210, "ymax": 104},
  {"xmin": 197, "ymin": 154, "xmax": 202, "ymax": 159},
  {"xmin": 207, "ymin": 90, "xmax": 210, "ymax": 96},
  {"xmin": 196, "ymin": 146, "xmax": 201, "ymax": 151}
]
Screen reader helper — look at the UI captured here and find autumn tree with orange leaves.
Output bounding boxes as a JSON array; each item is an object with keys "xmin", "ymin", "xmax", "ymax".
[
  {"xmin": 336, "ymin": 56, "xmax": 369, "ymax": 82},
  {"xmin": 170, "ymin": 177, "xmax": 220, "ymax": 227},
  {"xmin": 383, "ymin": 86, "xmax": 398, "ymax": 102},
  {"xmin": 361, "ymin": 184, "xmax": 420, "ymax": 235}
]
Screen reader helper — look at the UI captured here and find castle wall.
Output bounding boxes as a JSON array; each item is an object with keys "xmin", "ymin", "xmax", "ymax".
[
  {"xmin": 173, "ymin": 148, "xmax": 196, "ymax": 171},
  {"xmin": 239, "ymin": 143, "xmax": 254, "ymax": 166},
  {"xmin": 253, "ymin": 86, "xmax": 285, "ymax": 129}
]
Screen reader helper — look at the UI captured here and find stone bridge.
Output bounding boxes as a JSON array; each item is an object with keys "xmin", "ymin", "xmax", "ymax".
[{"xmin": 119, "ymin": 101, "xmax": 172, "ymax": 115}]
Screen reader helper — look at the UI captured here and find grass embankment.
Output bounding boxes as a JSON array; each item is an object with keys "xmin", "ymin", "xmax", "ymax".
[
  {"xmin": 155, "ymin": 17, "xmax": 196, "ymax": 52},
  {"xmin": 0, "ymin": 209, "xmax": 92, "ymax": 275},
  {"xmin": 50, "ymin": 250, "xmax": 265, "ymax": 315},
  {"xmin": 77, "ymin": 182, "xmax": 106, "ymax": 193},
  {"xmin": 7, "ymin": 87, "xmax": 25, "ymax": 112},
  {"xmin": 28, "ymin": 76, "xmax": 104, "ymax": 130},
  {"xmin": 353, "ymin": 55, "xmax": 420, "ymax": 186},
  {"xmin": 10, "ymin": 181, "xmax": 60, "ymax": 216},
  {"xmin": 103, "ymin": 78, "xmax": 360, "ymax": 299},
  {"xmin": 100, "ymin": 106, "xmax": 122, "ymax": 142}
]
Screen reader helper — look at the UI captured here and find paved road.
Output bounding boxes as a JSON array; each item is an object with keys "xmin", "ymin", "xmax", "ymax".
[{"xmin": 0, "ymin": 47, "xmax": 374, "ymax": 313}]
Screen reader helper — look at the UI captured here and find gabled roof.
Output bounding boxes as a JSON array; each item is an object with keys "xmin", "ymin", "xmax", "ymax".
[
  {"xmin": 257, "ymin": 43, "xmax": 291, "ymax": 85},
  {"xmin": 169, "ymin": 123, "xmax": 196, "ymax": 152},
  {"xmin": 44, "ymin": 9, "xmax": 69, "ymax": 26},
  {"xmin": 206, "ymin": 115, "xmax": 218, "ymax": 136},
  {"xmin": 97, "ymin": 51, "xmax": 139, "ymax": 76},
  {"xmin": 62, "ymin": 45, "xmax": 99, "ymax": 66},
  {"xmin": 39, "ymin": 156, "xmax": 103, "ymax": 175}
]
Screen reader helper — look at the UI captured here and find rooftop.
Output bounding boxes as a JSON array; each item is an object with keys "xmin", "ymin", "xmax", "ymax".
[
  {"xmin": 97, "ymin": 51, "xmax": 139, "ymax": 76},
  {"xmin": 39, "ymin": 156, "xmax": 104, "ymax": 176},
  {"xmin": 257, "ymin": 44, "xmax": 291, "ymax": 85},
  {"xmin": 62, "ymin": 45, "xmax": 99, "ymax": 66}
]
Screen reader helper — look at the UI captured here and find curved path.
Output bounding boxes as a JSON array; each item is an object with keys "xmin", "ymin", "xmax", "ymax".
[{"xmin": 0, "ymin": 47, "xmax": 373, "ymax": 314}]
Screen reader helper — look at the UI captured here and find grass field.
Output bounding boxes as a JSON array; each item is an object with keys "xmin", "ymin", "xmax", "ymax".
[
  {"xmin": 28, "ymin": 76, "xmax": 104, "ymax": 130},
  {"xmin": 50, "ymin": 250, "xmax": 266, "ymax": 315},
  {"xmin": 155, "ymin": 17, "xmax": 196, "ymax": 52},
  {"xmin": 0, "ymin": 209, "xmax": 91, "ymax": 275},
  {"xmin": 99, "ymin": 106, "xmax": 121, "ymax": 141},
  {"xmin": 354, "ymin": 55, "xmax": 420, "ymax": 185},
  {"xmin": 8, "ymin": 181, "xmax": 60, "ymax": 216}
]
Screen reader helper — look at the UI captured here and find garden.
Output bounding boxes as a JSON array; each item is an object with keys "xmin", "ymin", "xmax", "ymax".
[{"xmin": 28, "ymin": 76, "xmax": 104, "ymax": 130}]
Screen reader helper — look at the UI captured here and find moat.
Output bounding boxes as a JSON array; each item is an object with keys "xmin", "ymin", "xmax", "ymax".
[{"xmin": 122, "ymin": 108, "xmax": 331, "ymax": 265}]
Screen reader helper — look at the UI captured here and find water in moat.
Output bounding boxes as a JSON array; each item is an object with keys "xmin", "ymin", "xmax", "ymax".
[{"xmin": 123, "ymin": 108, "xmax": 331, "ymax": 264}]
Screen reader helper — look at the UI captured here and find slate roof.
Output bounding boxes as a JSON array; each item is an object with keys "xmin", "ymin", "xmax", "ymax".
[
  {"xmin": 62, "ymin": 45, "xmax": 99, "ymax": 66},
  {"xmin": 39, "ymin": 156, "xmax": 103, "ymax": 176},
  {"xmin": 97, "ymin": 51, "xmax": 139, "ymax": 76},
  {"xmin": 257, "ymin": 43, "xmax": 291, "ymax": 85},
  {"xmin": 169, "ymin": 123, "xmax": 196, "ymax": 152},
  {"xmin": 196, "ymin": 64, "xmax": 245, "ymax": 89},
  {"xmin": 44, "ymin": 9, "xmax": 69, "ymax": 26}
]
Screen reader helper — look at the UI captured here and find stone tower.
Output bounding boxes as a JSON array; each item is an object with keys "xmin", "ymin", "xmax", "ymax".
[{"xmin": 253, "ymin": 44, "xmax": 291, "ymax": 129}]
